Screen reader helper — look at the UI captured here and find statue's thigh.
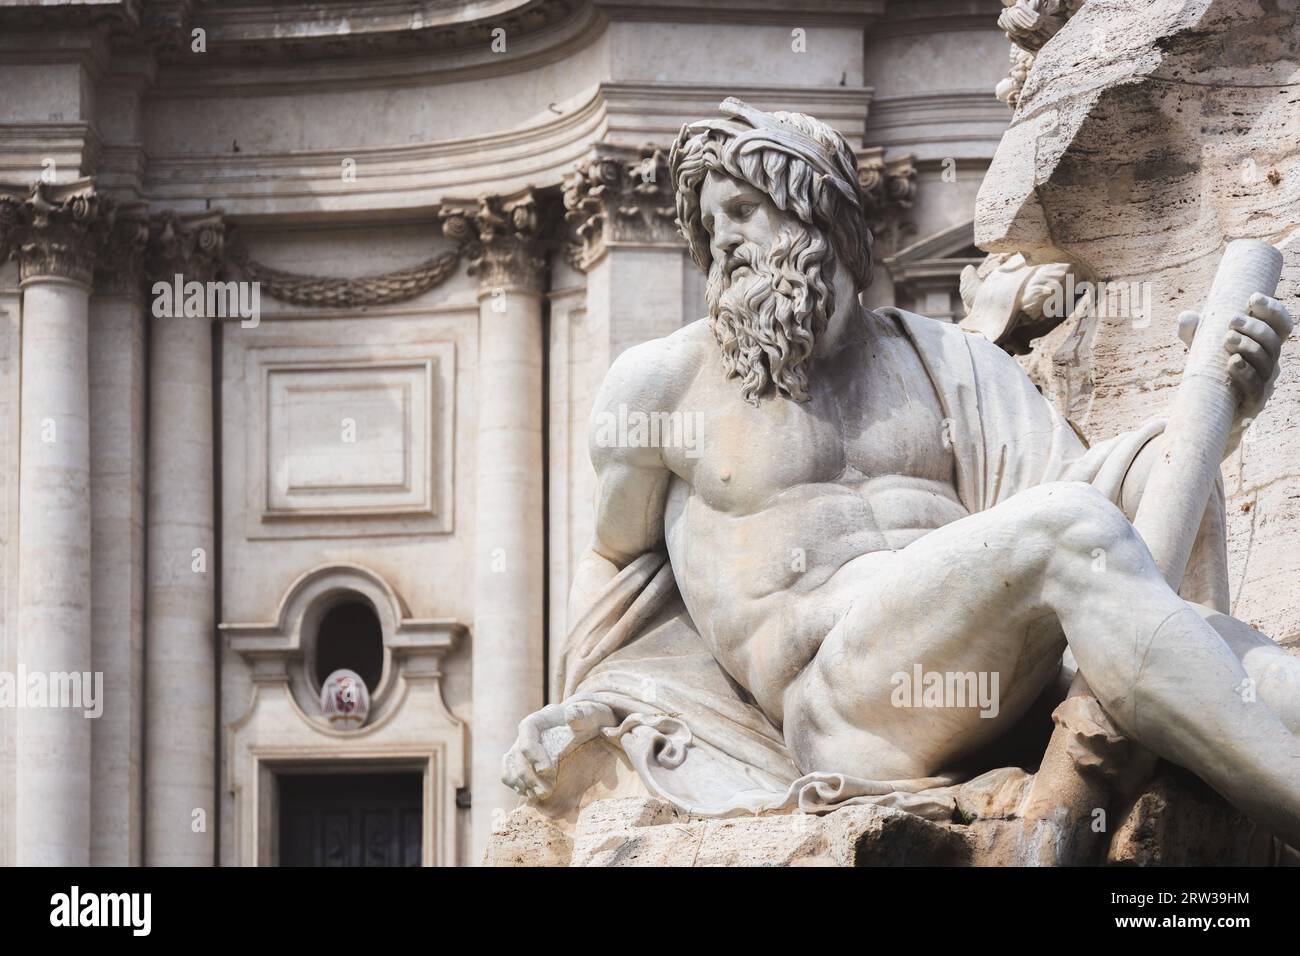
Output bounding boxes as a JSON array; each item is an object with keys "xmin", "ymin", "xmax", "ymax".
[
  {"xmin": 784, "ymin": 499, "xmax": 1066, "ymax": 774},
  {"xmin": 822, "ymin": 492, "xmax": 1060, "ymax": 678}
]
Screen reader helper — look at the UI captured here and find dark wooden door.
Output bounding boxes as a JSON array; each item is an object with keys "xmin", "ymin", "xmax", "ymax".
[{"xmin": 279, "ymin": 773, "xmax": 423, "ymax": 867}]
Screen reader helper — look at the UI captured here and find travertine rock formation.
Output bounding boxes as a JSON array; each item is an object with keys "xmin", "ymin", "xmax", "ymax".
[
  {"xmin": 489, "ymin": 775, "xmax": 1274, "ymax": 867},
  {"xmin": 976, "ymin": 0, "xmax": 1300, "ymax": 644}
]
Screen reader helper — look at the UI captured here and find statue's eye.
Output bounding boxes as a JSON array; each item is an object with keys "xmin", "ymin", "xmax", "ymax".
[{"xmin": 733, "ymin": 202, "xmax": 757, "ymax": 219}]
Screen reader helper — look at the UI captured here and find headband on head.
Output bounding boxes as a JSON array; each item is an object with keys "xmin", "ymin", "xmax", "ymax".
[{"xmin": 677, "ymin": 98, "xmax": 862, "ymax": 210}]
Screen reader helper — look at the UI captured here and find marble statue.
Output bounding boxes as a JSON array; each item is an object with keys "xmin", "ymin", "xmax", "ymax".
[{"xmin": 502, "ymin": 98, "xmax": 1300, "ymax": 846}]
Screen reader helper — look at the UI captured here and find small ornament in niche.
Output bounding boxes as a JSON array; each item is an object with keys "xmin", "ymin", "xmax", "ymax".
[{"xmin": 320, "ymin": 668, "xmax": 370, "ymax": 727}]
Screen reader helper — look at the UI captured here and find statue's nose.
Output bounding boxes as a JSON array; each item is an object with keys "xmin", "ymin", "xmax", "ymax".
[
  {"xmin": 712, "ymin": 215, "xmax": 743, "ymax": 252},
  {"xmin": 715, "ymin": 233, "xmax": 741, "ymax": 261}
]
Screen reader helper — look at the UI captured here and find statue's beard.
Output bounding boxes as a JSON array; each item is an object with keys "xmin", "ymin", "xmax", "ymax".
[{"xmin": 705, "ymin": 229, "xmax": 834, "ymax": 405}]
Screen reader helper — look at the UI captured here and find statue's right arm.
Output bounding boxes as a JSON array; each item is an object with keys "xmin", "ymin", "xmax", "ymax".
[
  {"xmin": 567, "ymin": 338, "xmax": 681, "ymax": 625},
  {"xmin": 503, "ymin": 336, "xmax": 687, "ymax": 800}
]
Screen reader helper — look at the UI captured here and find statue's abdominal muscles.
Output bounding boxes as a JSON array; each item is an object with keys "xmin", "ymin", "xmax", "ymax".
[{"xmin": 662, "ymin": 328, "xmax": 966, "ymax": 723}]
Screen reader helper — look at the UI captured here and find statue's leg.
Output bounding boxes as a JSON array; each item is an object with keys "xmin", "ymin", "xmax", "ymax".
[
  {"xmin": 1197, "ymin": 606, "xmax": 1300, "ymax": 736},
  {"xmin": 782, "ymin": 480, "xmax": 1300, "ymax": 844}
]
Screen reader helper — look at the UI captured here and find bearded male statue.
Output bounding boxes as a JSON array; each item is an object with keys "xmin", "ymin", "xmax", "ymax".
[{"xmin": 502, "ymin": 98, "xmax": 1300, "ymax": 846}]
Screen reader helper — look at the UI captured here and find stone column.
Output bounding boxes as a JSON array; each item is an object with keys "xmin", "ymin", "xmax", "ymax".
[
  {"xmin": 143, "ymin": 211, "xmax": 224, "ymax": 866},
  {"xmin": 555, "ymin": 147, "xmax": 687, "ymax": 659},
  {"xmin": 443, "ymin": 194, "xmax": 547, "ymax": 864},
  {"xmin": 89, "ymin": 209, "xmax": 150, "ymax": 865},
  {"xmin": 1, "ymin": 181, "xmax": 109, "ymax": 865},
  {"xmin": 564, "ymin": 146, "xmax": 689, "ymax": 364}
]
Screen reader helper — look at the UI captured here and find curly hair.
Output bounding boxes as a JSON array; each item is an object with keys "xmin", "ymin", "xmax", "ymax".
[{"xmin": 669, "ymin": 98, "xmax": 874, "ymax": 299}]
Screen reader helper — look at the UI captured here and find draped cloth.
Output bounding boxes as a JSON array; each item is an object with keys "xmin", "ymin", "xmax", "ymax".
[{"xmin": 553, "ymin": 308, "xmax": 1230, "ymax": 820}]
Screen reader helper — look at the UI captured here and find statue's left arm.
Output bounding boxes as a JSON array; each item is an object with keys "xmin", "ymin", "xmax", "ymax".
[{"xmin": 1119, "ymin": 292, "xmax": 1293, "ymax": 516}]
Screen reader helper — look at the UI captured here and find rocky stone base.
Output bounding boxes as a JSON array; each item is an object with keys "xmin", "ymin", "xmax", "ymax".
[
  {"xmin": 485, "ymin": 768, "xmax": 1286, "ymax": 867},
  {"xmin": 488, "ymin": 797, "xmax": 978, "ymax": 867}
]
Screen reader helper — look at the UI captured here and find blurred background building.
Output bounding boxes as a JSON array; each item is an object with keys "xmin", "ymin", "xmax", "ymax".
[{"xmin": 0, "ymin": 0, "xmax": 1011, "ymax": 866}]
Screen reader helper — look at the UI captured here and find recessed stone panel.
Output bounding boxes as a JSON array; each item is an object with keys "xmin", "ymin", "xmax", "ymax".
[
  {"xmin": 244, "ymin": 342, "xmax": 454, "ymax": 539},
  {"xmin": 267, "ymin": 364, "xmax": 424, "ymax": 514}
]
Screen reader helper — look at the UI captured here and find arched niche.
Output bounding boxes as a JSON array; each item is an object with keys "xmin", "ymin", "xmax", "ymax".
[{"xmin": 221, "ymin": 563, "xmax": 467, "ymax": 866}]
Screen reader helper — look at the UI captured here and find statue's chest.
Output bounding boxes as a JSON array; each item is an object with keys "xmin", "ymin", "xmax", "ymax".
[
  {"xmin": 673, "ymin": 363, "xmax": 952, "ymax": 512},
  {"xmin": 840, "ymin": 359, "xmax": 954, "ymax": 483}
]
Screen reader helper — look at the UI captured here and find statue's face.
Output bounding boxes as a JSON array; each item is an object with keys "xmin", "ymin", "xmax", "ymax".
[
  {"xmin": 700, "ymin": 170, "xmax": 788, "ymax": 285},
  {"xmin": 696, "ymin": 168, "xmax": 832, "ymax": 405}
]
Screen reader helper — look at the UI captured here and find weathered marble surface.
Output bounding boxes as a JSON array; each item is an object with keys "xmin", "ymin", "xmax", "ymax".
[
  {"xmin": 975, "ymin": 0, "xmax": 1300, "ymax": 643},
  {"xmin": 488, "ymin": 767, "xmax": 1277, "ymax": 867},
  {"xmin": 500, "ymin": 92, "xmax": 1299, "ymax": 866}
]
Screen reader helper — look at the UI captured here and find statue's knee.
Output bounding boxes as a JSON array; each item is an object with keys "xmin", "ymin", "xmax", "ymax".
[{"xmin": 1026, "ymin": 482, "xmax": 1137, "ymax": 559}]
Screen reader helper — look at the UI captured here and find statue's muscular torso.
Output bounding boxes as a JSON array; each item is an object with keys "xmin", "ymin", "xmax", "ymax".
[{"xmin": 594, "ymin": 311, "xmax": 966, "ymax": 725}]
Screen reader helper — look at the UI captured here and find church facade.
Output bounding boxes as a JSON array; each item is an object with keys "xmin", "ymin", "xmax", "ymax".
[{"xmin": 0, "ymin": 0, "xmax": 1012, "ymax": 866}]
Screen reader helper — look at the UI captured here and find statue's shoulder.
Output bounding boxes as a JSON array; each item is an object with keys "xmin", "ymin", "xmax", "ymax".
[
  {"xmin": 601, "ymin": 319, "xmax": 713, "ymax": 408},
  {"xmin": 878, "ymin": 306, "xmax": 1023, "ymax": 376}
]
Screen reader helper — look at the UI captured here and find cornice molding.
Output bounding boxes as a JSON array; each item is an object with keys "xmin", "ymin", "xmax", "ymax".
[
  {"xmin": 599, "ymin": 82, "xmax": 875, "ymax": 149},
  {"xmin": 197, "ymin": 0, "xmax": 548, "ymax": 42},
  {"xmin": 0, "ymin": 123, "xmax": 105, "ymax": 184},
  {"xmin": 870, "ymin": 0, "xmax": 995, "ymax": 38},
  {"xmin": 862, "ymin": 90, "xmax": 1011, "ymax": 154},
  {"xmin": 0, "ymin": 0, "xmax": 142, "ymax": 35},
  {"xmin": 141, "ymin": 86, "xmax": 608, "ymax": 219},
  {"xmin": 160, "ymin": 0, "xmax": 589, "ymax": 70},
  {"xmin": 148, "ymin": 5, "xmax": 603, "ymax": 97},
  {"xmin": 593, "ymin": 0, "xmax": 885, "ymax": 26}
]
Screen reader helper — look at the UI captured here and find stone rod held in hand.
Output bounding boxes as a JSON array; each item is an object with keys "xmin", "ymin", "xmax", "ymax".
[{"xmin": 1132, "ymin": 239, "xmax": 1283, "ymax": 590}]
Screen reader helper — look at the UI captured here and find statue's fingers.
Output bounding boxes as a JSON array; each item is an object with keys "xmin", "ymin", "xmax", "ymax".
[
  {"xmin": 501, "ymin": 750, "xmax": 526, "ymax": 794},
  {"xmin": 1177, "ymin": 310, "xmax": 1199, "ymax": 347},
  {"xmin": 1228, "ymin": 315, "xmax": 1282, "ymax": 364},
  {"xmin": 1226, "ymin": 331, "xmax": 1272, "ymax": 380},
  {"xmin": 504, "ymin": 742, "xmax": 548, "ymax": 797},
  {"xmin": 520, "ymin": 739, "xmax": 555, "ymax": 779},
  {"xmin": 566, "ymin": 700, "xmax": 610, "ymax": 736},
  {"xmin": 1228, "ymin": 352, "xmax": 1263, "ymax": 401},
  {"xmin": 1248, "ymin": 293, "xmax": 1294, "ymax": 340},
  {"xmin": 527, "ymin": 773, "xmax": 554, "ymax": 801}
]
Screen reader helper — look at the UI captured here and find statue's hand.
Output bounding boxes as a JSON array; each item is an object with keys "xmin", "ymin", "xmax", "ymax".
[
  {"xmin": 501, "ymin": 700, "xmax": 616, "ymax": 801},
  {"xmin": 1178, "ymin": 292, "xmax": 1294, "ymax": 427}
]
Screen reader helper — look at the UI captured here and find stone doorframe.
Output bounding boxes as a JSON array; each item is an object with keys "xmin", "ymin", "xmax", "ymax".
[{"xmin": 223, "ymin": 563, "xmax": 466, "ymax": 866}]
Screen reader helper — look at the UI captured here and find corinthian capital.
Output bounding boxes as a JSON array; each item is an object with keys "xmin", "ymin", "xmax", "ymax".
[
  {"xmin": 439, "ymin": 190, "xmax": 547, "ymax": 295},
  {"xmin": 0, "ymin": 180, "xmax": 115, "ymax": 286},
  {"xmin": 96, "ymin": 203, "xmax": 151, "ymax": 296},
  {"xmin": 561, "ymin": 144, "xmax": 678, "ymax": 272},
  {"xmin": 147, "ymin": 209, "xmax": 226, "ymax": 283},
  {"xmin": 856, "ymin": 147, "xmax": 918, "ymax": 251}
]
